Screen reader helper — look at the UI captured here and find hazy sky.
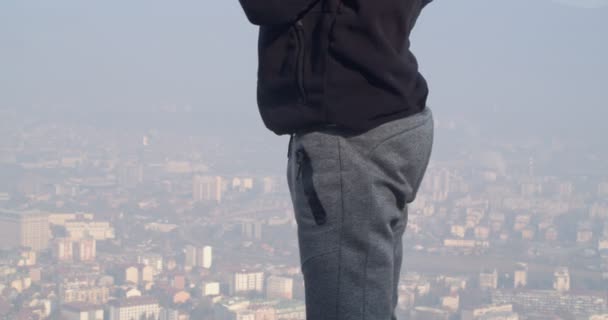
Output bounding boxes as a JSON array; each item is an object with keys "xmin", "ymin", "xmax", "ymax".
[{"xmin": 1, "ymin": 0, "xmax": 607, "ymax": 136}]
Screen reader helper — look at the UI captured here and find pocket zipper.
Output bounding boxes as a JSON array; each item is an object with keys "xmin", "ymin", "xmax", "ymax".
[
  {"xmin": 294, "ymin": 148, "xmax": 327, "ymax": 225},
  {"xmin": 295, "ymin": 148, "xmax": 305, "ymax": 180}
]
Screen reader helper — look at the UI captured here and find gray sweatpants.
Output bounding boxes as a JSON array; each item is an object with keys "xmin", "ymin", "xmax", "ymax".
[{"xmin": 286, "ymin": 106, "xmax": 434, "ymax": 320}]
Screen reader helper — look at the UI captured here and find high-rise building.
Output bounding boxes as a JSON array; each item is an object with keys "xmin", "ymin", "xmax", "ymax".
[
  {"xmin": 201, "ymin": 245, "xmax": 212, "ymax": 269},
  {"xmin": 53, "ymin": 237, "xmax": 96, "ymax": 262},
  {"xmin": 74, "ymin": 238, "xmax": 96, "ymax": 262},
  {"xmin": 0, "ymin": 209, "xmax": 50, "ymax": 251},
  {"xmin": 423, "ymin": 167, "xmax": 451, "ymax": 202},
  {"xmin": 138, "ymin": 253, "xmax": 163, "ymax": 276},
  {"xmin": 265, "ymin": 275, "xmax": 293, "ymax": 299},
  {"xmin": 479, "ymin": 268, "xmax": 498, "ymax": 290},
  {"xmin": 62, "ymin": 302, "xmax": 104, "ymax": 320},
  {"xmin": 184, "ymin": 245, "xmax": 212, "ymax": 269},
  {"xmin": 184, "ymin": 245, "xmax": 197, "ymax": 269},
  {"xmin": 118, "ymin": 162, "xmax": 143, "ymax": 189},
  {"xmin": 232, "ymin": 270, "xmax": 264, "ymax": 294},
  {"xmin": 241, "ymin": 219, "xmax": 263, "ymax": 240},
  {"xmin": 554, "ymin": 267, "xmax": 570, "ymax": 292},
  {"xmin": 64, "ymin": 219, "xmax": 114, "ymax": 241},
  {"xmin": 513, "ymin": 263, "xmax": 528, "ymax": 289},
  {"xmin": 53, "ymin": 238, "xmax": 74, "ymax": 262},
  {"xmin": 193, "ymin": 175, "xmax": 223, "ymax": 203},
  {"xmin": 108, "ymin": 296, "xmax": 160, "ymax": 320}
]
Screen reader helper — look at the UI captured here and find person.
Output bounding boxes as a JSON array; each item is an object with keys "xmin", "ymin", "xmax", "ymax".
[{"xmin": 238, "ymin": 0, "xmax": 434, "ymax": 318}]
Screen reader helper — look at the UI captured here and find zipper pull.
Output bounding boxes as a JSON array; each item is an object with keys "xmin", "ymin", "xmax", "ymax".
[{"xmin": 295, "ymin": 149, "xmax": 305, "ymax": 180}]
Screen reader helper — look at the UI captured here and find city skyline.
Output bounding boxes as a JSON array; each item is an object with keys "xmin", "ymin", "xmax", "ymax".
[{"xmin": 0, "ymin": 0, "xmax": 607, "ymax": 319}]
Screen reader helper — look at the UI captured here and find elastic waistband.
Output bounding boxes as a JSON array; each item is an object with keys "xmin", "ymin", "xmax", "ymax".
[
  {"xmin": 296, "ymin": 107, "xmax": 432, "ymax": 137},
  {"xmin": 293, "ymin": 123, "xmax": 342, "ymax": 136}
]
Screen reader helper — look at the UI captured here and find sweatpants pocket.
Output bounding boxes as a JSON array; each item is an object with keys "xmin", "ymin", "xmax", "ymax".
[
  {"xmin": 295, "ymin": 147, "xmax": 327, "ymax": 226},
  {"xmin": 288, "ymin": 131, "xmax": 342, "ymax": 265}
]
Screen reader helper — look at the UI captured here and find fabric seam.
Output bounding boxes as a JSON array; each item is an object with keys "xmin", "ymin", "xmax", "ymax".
[
  {"xmin": 300, "ymin": 247, "xmax": 340, "ymax": 269},
  {"xmin": 366, "ymin": 114, "xmax": 432, "ymax": 157},
  {"xmin": 336, "ymin": 134, "xmax": 344, "ymax": 319}
]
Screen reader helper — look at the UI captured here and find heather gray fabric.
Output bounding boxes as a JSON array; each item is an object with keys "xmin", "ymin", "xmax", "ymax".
[{"xmin": 286, "ymin": 106, "xmax": 434, "ymax": 320}]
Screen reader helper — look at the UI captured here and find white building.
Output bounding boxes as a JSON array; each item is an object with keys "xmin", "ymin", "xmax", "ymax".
[
  {"xmin": 184, "ymin": 245, "xmax": 212, "ymax": 269},
  {"xmin": 0, "ymin": 209, "xmax": 50, "ymax": 251},
  {"xmin": 479, "ymin": 269, "xmax": 498, "ymax": 290},
  {"xmin": 201, "ymin": 281, "xmax": 221, "ymax": 296},
  {"xmin": 213, "ymin": 297, "xmax": 254, "ymax": 320},
  {"xmin": 74, "ymin": 238, "xmax": 96, "ymax": 262},
  {"xmin": 462, "ymin": 304, "xmax": 517, "ymax": 320},
  {"xmin": 108, "ymin": 296, "xmax": 160, "ymax": 320},
  {"xmin": 193, "ymin": 175, "xmax": 223, "ymax": 203},
  {"xmin": 232, "ymin": 270, "xmax": 264, "ymax": 294},
  {"xmin": 265, "ymin": 275, "xmax": 293, "ymax": 300},
  {"xmin": 64, "ymin": 219, "xmax": 114, "ymax": 240},
  {"xmin": 62, "ymin": 302, "xmax": 104, "ymax": 320},
  {"xmin": 137, "ymin": 253, "xmax": 164, "ymax": 275},
  {"xmin": 514, "ymin": 263, "xmax": 528, "ymax": 289},
  {"xmin": 554, "ymin": 266, "xmax": 570, "ymax": 292}
]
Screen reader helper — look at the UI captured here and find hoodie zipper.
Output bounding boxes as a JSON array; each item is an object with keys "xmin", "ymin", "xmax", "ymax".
[{"xmin": 294, "ymin": 19, "xmax": 308, "ymax": 103}]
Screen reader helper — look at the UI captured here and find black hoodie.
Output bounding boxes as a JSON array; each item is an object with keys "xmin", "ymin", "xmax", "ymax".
[{"xmin": 239, "ymin": 0, "xmax": 434, "ymax": 136}]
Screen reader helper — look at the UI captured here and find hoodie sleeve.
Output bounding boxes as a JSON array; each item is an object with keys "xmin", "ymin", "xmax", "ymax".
[{"xmin": 238, "ymin": 0, "xmax": 322, "ymax": 26}]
